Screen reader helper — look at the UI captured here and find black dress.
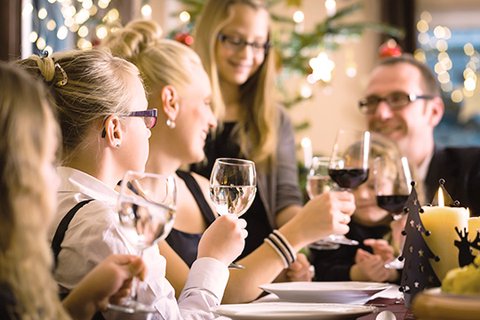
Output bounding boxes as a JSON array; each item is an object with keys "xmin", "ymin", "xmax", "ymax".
[
  {"xmin": 0, "ymin": 283, "xmax": 20, "ymax": 320},
  {"xmin": 310, "ymin": 220, "xmax": 394, "ymax": 281},
  {"xmin": 192, "ymin": 123, "xmax": 273, "ymax": 259},
  {"xmin": 165, "ymin": 170, "xmax": 216, "ymax": 267}
]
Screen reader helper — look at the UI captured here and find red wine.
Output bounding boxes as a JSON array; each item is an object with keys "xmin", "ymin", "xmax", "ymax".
[
  {"xmin": 376, "ymin": 195, "xmax": 409, "ymax": 213},
  {"xmin": 328, "ymin": 168, "xmax": 369, "ymax": 189}
]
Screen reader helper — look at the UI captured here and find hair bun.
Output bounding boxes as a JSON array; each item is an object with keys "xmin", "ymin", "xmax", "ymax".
[{"xmin": 104, "ymin": 19, "xmax": 163, "ymax": 60}]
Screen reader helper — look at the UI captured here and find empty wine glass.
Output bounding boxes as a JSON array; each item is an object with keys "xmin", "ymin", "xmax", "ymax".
[
  {"xmin": 374, "ymin": 156, "xmax": 412, "ymax": 269},
  {"xmin": 327, "ymin": 129, "xmax": 371, "ymax": 246},
  {"xmin": 108, "ymin": 171, "xmax": 176, "ymax": 315},
  {"xmin": 209, "ymin": 158, "xmax": 256, "ymax": 269},
  {"xmin": 306, "ymin": 156, "xmax": 341, "ymax": 250}
]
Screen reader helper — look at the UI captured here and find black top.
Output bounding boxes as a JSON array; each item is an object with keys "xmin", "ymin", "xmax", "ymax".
[
  {"xmin": 192, "ymin": 122, "xmax": 273, "ymax": 258},
  {"xmin": 165, "ymin": 170, "xmax": 216, "ymax": 267},
  {"xmin": 0, "ymin": 283, "xmax": 19, "ymax": 320},
  {"xmin": 425, "ymin": 147, "xmax": 480, "ymax": 216},
  {"xmin": 310, "ymin": 220, "xmax": 393, "ymax": 281}
]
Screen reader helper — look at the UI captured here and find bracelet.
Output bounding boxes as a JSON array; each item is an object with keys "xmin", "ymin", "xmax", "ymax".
[
  {"xmin": 263, "ymin": 230, "xmax": 297, "ymax": 268},
  {"xmin": 264, "ymin": 238, "xmax": 289, "ymax": 268}
]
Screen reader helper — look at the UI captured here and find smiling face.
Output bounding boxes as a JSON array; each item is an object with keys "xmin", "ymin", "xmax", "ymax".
[
  {"xmin": 175, "ymin": 65, "xmax": 217, "ymax": 164},
  {"xmin": 215, "ymin": 3, "xmax": 270, "ymax": 86},
  {"xmin": 364, "ymin": 63, "xmax": 442, "ymax": 165}
]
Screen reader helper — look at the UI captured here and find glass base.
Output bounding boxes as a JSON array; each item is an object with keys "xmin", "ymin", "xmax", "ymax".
[
  {"xmin": 384, "ymin": 257, "xmax": 404, "ymax": 269},
  {"xmin": 309, "ymin": 239, "xmax": 341, "ymax": 250},
  {"xmin": 107, "ymin": 300, "xmax": 155, "ymax": 315}
]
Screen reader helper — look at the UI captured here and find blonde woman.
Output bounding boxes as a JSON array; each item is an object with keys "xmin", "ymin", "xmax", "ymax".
[
  {"xmin": 104, "ymin": 19, "xmax": 356, "ymax": 303},
  {"xmin": 0, "ymin": 62, "xmax": 146, "ymax": 320},
  {"xmin": 17, "ymin": 49, "xmax": 246, "ymax": 319},
  {"xmin": 192, "ymin": 0, "xmax": 309, "ymax": 258}
]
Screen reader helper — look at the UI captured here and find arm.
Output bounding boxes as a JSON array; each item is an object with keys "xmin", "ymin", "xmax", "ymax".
[
  {"xmin": 158, "ymin": 240, "xmax": 190, "ymax": 299},
  {"xmin": 62, "ymin": 255, "xmax": 145, "ymax": 320}
]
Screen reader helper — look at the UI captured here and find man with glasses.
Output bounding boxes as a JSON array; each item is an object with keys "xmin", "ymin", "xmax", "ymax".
[{"xmin": 358, "ymin": 54, "xmax": 480, "ymax": 216}]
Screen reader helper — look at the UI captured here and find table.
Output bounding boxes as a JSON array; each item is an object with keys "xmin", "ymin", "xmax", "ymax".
[
  {"xmin": 358, "ymin": 297, "xmax": 415, "ymax": 320},
  {"xmin": 255, "ymin": 284, "xmax": 416, "ymax": 320}
]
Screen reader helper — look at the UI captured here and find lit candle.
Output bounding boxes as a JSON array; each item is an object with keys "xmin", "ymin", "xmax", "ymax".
[
  {"xmin": 301, "ymin": 137, "xmax": 313, "ymax": 169},
  {"xmin": 420, "ymin": 187, "xmax": 469, "ymax": 281},
  {"xmin": 468, "ymin": 216, "xmax": 480, "ymax": 256}
]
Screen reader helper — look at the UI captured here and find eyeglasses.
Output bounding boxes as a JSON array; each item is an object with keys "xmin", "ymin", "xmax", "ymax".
[
  {"xmin": 358, "ymin": 92, "xmax": 434, "ymax": 115},
  {"xmin": 101, "ymin": 108, "xmax": 158, "ymax": 138},
  {"xmin": 217, "ymin": 33, "xmax": 270, "ymax": 55}
]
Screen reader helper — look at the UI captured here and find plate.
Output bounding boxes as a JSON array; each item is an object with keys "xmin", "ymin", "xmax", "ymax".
[
  {"xmin": 212, "ymin": 302, "xmax": 377, "ymax": 320},
  {"xmin": 259, "ymin": 281, "xmax": 391, "ymax": 304}
]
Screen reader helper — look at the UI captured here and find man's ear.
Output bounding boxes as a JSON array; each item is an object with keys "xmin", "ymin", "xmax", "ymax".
[
  {"xmin": 160, "ymin": 85, "xmax": 180, "ymax": 122},
  {"xmin": 103, "ymin": 115, "xmax": 123, "ymax": 148},
  {"xmin": 429, "ymin": 96, "xmax": 445, "ymax": 127}
]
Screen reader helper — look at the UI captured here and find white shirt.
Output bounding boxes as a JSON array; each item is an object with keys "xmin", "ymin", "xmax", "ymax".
[{"xmin": 49, "ymin": 167, "xmax": 229, "ymax": 320}]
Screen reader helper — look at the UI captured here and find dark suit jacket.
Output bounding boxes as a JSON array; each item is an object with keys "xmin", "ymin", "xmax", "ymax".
[{"xmin": 424, "ymin": 147, "xmax": 480, "ymax": 217}]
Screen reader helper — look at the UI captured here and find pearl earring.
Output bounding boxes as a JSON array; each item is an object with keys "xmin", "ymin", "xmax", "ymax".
[{"xmin": 166, "ymin": 118, "xmax": 176, "ymax": 129}]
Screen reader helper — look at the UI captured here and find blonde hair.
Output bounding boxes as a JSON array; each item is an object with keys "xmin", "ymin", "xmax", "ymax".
[
  {"xmin": 194, "ymin": 0, "xmax": 277, "ymax": 166},
  {"xmin": 0, "ymin": 63, "xmax": 69, "ymax": 319},
  {"xmin": 17, "ymin": 49, "xmax": 141, "ymax": 162},
  {"xmin": 103, "ymin": 19, "xmax": 204, "ymax": 98}
]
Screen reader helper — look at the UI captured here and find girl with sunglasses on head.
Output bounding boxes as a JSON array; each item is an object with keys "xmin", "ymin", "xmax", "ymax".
[
  {"xmin": 103, "ymin": 17, "xmax": 355, "ymax": 304},
  {"xmin": 0, "ymin": 61, "xmax": 146, "ymax": 320},
  {"xmin": 17, "ymin": 49, "xmax": 246, "ymax": 319}
]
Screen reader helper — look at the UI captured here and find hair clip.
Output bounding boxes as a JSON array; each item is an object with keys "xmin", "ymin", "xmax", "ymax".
[{"xmin": 54, "ymin": 63, "xmax": 68, "ymax": 87}]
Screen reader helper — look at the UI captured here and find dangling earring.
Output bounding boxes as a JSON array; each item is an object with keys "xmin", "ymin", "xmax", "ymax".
[{"xmin": 166, "ymin": 118, "xmax": 176, "ymax": 129}]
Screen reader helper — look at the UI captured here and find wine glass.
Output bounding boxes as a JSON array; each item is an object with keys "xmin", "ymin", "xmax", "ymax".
[
  {"xmin": 109, "ymin": 171, "xmax": 176, "ymax": 315},
  {"xmin": 306, "ymin": 156, "xmax": 341, "ymax": 250},
  {"xmin": 209, "ymin": 158, "xmax": 256, "ymax": 269},
  {"xmin": 374, "ymin": 156, "xmax": 412, "ymax": 269},
  {"xmin": 327, "ymin": 129, "xmax": 371, "ymax": 246}
]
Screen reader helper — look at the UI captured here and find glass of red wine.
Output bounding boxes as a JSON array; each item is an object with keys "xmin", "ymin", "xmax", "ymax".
[
  {"xmin": 327, "ymin": 129, "xmax": 371, "ymax": 246},
  {"xmin": 374, "ymin": 155, "xmax": 412, "ymax": 269}
]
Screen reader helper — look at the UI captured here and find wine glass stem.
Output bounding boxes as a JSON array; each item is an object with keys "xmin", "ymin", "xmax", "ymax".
[{"xmin": 130, "ymin": 249, "xmax": 144, "ymax": 301}]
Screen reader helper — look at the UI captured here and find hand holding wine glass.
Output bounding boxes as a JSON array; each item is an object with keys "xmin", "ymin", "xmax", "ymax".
[
  {"xmin": 109, "ymin": 171, "xmax": 176, "ymax": 315},
  {"xmin": 209, "ymin": 158, "xmax": 256, "ymax": 269},
  {"xmin": 374, "ymin": 156, "xmax": 412, "ymax": 269},
  {"xmin": 306, "ymin": 156, "xmax": 342, "ymax": 250},
  {"xmin": 326, "ymin": 129, "xmax": 371, "ymax": 246}
]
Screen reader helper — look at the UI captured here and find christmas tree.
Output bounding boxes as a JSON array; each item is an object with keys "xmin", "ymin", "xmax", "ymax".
[{"xmin": 399, "ymin": 182, "xmax": 441, "ymax": 308}]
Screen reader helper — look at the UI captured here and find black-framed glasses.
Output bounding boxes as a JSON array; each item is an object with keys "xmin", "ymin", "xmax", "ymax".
[
  {"xmin": 358, "ymin": 92, "xmax": 434, "ymax": 115},
  {"xmin": 217, "ymin": 33, "xmax": 270, "ymax": 54},
  {"xmin": 101, "ymin": 108, "xmax": 158, "ymax": 138}
]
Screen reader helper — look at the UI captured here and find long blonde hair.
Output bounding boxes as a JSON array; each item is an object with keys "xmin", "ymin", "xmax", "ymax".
[
  {"xmin": 17, "ymin": 49, "xmax": 141, "ymax": 163},
  {"xmin": 194, "ymin": 0, "xmax": 278, "ymax": 166},
  {"xmin": 0, "ymin": 63, "xmax": 69, "ymax": 319}
]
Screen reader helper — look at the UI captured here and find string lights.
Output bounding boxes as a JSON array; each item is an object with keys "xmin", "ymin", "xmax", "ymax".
[
  {"xmin": 24, "ymin": 0, "xmax": 152, "ymax": 53},
  {"xmin": 415, "ymin": 10, "xmax": 479, "ymax": 104}
]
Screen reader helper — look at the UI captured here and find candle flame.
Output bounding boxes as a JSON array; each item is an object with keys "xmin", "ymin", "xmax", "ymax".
[{"xmin": 438, "ymin": 187, "xmax": 444, "ymax": 207}]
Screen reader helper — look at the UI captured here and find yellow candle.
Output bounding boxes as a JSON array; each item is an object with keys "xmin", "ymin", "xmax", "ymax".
[
  {"xmin": 468, "ymin": 217, "xmax": 480, "ymax": 256},
  {"xmin": 420, "ymin": 206, "xmax": 469, "ymax": 281}
]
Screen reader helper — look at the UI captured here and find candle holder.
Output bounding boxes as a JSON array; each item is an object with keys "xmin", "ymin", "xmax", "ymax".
[
  {"xmin": 399, "ymin": 181, "xmax": 441, "ymax": 308},
  {"xmin": 399, "ymin": 179, "xmax": 476, "ymax": 308}
]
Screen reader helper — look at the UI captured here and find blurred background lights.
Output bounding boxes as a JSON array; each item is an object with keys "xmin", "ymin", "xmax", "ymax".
[
  {"xmin": 141, "ymin": 4, "xmax": 152, "ymax": 18},
  {"xmin": 38, "ymin": 8, "xmax": 48, "ymax": 20},
  {"xmin": 179, "ymin": 11, "xmax": 190, "ymax": 23},
  {"xmin": 293, "ymin": 10, "xmax": 304, "ymax": 24},
  {"xmin": 96, "ymin": 25, "xmax": 108, "ymax": 39}
]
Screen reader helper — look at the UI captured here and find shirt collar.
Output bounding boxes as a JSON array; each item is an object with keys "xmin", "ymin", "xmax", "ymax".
[
  {"xmin": 57, "ymin": 166, "xmax": 118, "ymax": 205},
  {"xmin": 416, "ymin": 149, "xmax": 434, "ymax": 182}
]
